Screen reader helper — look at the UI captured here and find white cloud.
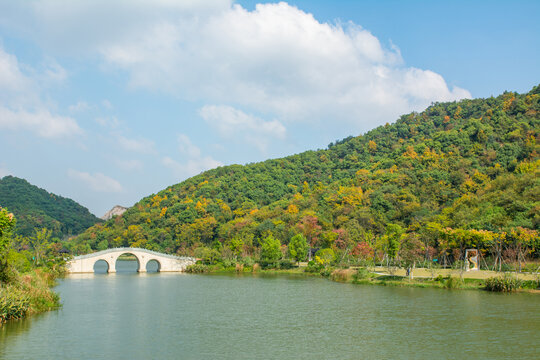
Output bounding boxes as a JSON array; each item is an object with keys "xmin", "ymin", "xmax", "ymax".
[
  {"xmin": 0, "ymin": 106, "xmax": 82, "ymax": 138},
  {"xmin": 117, "ymin": 135, "xmax": 156, "ymax": 154},
  {"xmin": 0, "ymin": 44, "xmax": 82, "ymax": 138},
  {"xmin": 162, "ymin": 134, "xmax": 222, "ymax": 178},
  {"xmin": 0, "ymin": 45, "xmax": 36, "ymax": 106},
  {"xmin": 1, "ymin": 1, "xmax": 471, "ymax": 134},
  {"xmin": 94, "ymin": 2, "xmax": 470, "ymax": 129},
  {"xmin": 200, "ymin": 105, "xmax": 286, "ymax": 152},
  {"xmin": 67, "ymin": 169, "xmax": 123, "ymax": 193}
]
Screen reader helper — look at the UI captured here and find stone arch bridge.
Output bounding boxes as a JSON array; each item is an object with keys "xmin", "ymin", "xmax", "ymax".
[{"xmin": 67, "ymin": 247, "xmax": 196, "ymax": 273}]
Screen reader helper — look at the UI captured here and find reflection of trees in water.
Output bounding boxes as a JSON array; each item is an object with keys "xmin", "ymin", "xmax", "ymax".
[{"xmin": 0, "ymin": 315, "xmax": 32, "ymax": 342}]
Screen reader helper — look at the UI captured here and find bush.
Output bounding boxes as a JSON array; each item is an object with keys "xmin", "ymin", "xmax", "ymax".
[
  {"xmin": 259, "ymin": 260, "xmax": 278, "ymax": 269},
  {"xmin": 241, "ymin": 256, "xmax": 255, "ymax": 267},
  {"xmin": 520, "ymin": 279, "xmax": 540, "ymax": 290},
  {"xmin": 278, "ymin": 259, "xmax": 295, "ymax": 269},
  {"xmin": 444, "ymin": 276, "xmax": 464, "ymax": 289},
  {"xmin": 319, "ymin": 267, "xmax": 334, "ymax": 277},
  {"xmin": 331, "ymin": 269, "xmax": 356, "ymax": 282},
  {"xmin": 7, "ymin": 250, "xmax": 32, "ymax": 273},
  {"xmin": 354, "ymin": 267, "xmax": 370, "ymax": 281},
  {"xmin": 484, "ymin": 275, "xmax": 522, "ymax": 292},
  {"xmin": 304, "ymin": 261, "xmax": 322, "ymax": 273},
  {"xmin": 185, "ymin": 264, "xmax": 209, "ymax": 273},
  {"xmin": 0, "ymin": 287, "xmax": 29, "ymax": 323},
  {"xmin": 221, "ymin": 259, "xmax": 236, "ymax": 268}
]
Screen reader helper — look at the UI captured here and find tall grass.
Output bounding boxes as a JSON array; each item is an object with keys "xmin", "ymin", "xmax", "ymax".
[
  {"xmin": 484, "ymin": 275, "xmax": 522, "ymax": 292},
  {"xmin": 0, "ymin": 268, "xmax": 60, "ymax": 325}
]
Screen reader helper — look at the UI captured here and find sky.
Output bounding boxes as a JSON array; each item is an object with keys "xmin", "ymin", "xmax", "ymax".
[{"xmin": 0, "ymin": 0, "xmax": 538, "ymax": 217}]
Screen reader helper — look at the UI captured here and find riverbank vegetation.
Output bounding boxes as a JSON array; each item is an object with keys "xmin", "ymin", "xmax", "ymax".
[
  {"xmin": 186, "ymin": 261, "xmax": 539, "ymax": 292},
  {"xmin": 70, "ymin": 86, "xmax": 539, "ymax": 290},
  {"xmin": 0, "ymin": 207, "xmax": 62, "ymax": 325}
]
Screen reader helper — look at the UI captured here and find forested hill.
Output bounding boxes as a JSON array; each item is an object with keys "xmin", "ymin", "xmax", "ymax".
[
  {"xmin": 72, "ymin": 86, "xmax": 539, "ymax": 256},
  {"xmin": 0, "ymin": 176, "xmax": 101, "ymax": 238}
]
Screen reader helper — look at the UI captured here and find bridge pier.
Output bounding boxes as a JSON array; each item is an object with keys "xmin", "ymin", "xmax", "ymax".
[
  {"xmin": 107, "ymin": 255, "xmax": 117, "ymax": 273},
  {"xmin": 138, "ymin": 256, "xmax": 148, "ymax": 272}
]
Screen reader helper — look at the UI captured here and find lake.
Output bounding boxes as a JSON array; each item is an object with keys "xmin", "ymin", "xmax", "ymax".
[{"xmin": 1, "ymin": 261, "xmax": 539, "ymax": 359}]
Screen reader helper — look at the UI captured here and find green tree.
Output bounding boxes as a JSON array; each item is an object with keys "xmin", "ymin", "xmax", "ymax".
[
  {"xmin": 315, "ymin": 248, "xmax": 336, "ymax": 266},
  {"xmin": 288, "ymin": 234, "xmax": 308, "ymax": 263},
  {"xmin": 194, "ymin": 246, "xmax": 221, "ymax": 265},
  {"xmin": 29, "ymin": 228, "xmax": 52, "ymax": 266},
  {"xmin": 384, "ymin": 224, "xmax": 403, "ymax": 265},
  {"xmin": 0, "ymin": 207, "xmax": 15, "ymax": 254},
  {"xmin": 0, "ymin": 207, "xmax": 16, "ymax": 281},
  {"xmin": 228, "ymin": 236, "xmax": 244, "ymax": 259},
  {"xmin": 260, "ymin": 235, "xmax": 281, "ymax": 264}
]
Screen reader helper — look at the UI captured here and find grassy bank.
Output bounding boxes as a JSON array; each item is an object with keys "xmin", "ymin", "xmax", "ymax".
[
  {"xmin": 0, "ymin": 268, "xmax": 61, "ymax": 325},
  {"xmin": 186, "ymin": 263, "xmax": 540, "ymax": 293}
]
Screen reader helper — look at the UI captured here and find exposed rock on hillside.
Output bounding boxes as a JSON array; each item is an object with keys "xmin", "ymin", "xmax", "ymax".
[{"xmin": 101, "ymin": 205, "xmax": 128, "ymax": 220}]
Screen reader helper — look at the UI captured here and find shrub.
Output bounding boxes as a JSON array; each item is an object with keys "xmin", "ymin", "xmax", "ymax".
[
  {"xmin": 259, "ymin": 260, "xmax": 278, "ymax": 269},
  {"xmin": 7, "ymin": 250, "xmax": 32, "ymax": 273},
  {"xmin": 314, "ymin": 248, "xmax": 336, "ymax": 266},
  {"xmin": 319, "ymin": 267, "xmax": 334, "ymax": 277},
  {"xmin": 304, "ymin": 261, "xmax": 322, "ymax": 273},
  {"xmin": 444, "ymin": 276, "xmax": 464, "ymax": 289},
  {"xmin": 0, "ymin": 287, "xmax": 29, "ymax": 323},
  {"xmin": 185, "ymin": 264, "xmax": 209, "ymax": 273},
  {"xmin": 354, "ymin": 267, "xmax": 370, "ymax": 281},
  {"xmin": 278, "ymin": 259, "xmax": 295, "ymax": 269},
  {"xmin": 331, "ymin": 269, "xmax": 356, "ymax": 282},
  {"xmin": 484, "ymin": 275, "xmax": 522, "ymax": 292},
  {"xmin": 241, "ymin": 256, "xmax": 255, "ymax": 267}
]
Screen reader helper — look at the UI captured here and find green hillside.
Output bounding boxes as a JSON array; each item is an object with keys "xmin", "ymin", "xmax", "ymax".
[
  {"xmin": 72, "ymin": 86, "xmax": 539, "ymax": 265},
  {"xmin": 0, "ymin": 176, "xmax": 101, "ymax": 238}
]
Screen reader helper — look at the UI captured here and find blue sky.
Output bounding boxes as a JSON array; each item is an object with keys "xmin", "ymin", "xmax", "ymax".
[{"xmin": 0, "ymin": 0, "xmax": 538, "ymax": 216}]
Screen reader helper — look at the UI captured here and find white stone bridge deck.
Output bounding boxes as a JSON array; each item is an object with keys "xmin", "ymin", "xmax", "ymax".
[{"xmin": 67, "ymin": 247, "xmax": 196, "ymax": 273}]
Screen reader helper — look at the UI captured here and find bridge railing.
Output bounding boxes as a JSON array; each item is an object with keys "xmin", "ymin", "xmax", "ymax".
[{"xmin": 72, "ymin": 247, "xmax": 194, "ymax": 261}]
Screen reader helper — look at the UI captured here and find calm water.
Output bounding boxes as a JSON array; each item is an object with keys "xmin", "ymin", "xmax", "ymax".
[{"xmin": 1, "ymin": 261, "xmax": 539, "ymax": 360}]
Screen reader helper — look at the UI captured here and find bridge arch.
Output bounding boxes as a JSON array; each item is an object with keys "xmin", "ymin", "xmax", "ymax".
[
  {"xmin": 114, "ymin": 252, "xmax": 141, "ymax": 273},
  {"xmin": 93, "ymin": 259, "xmax": 110, "ymax": 274},
  {"xmin": 146, "ymin": 259, "xmax": 161, "ymax": 272}
]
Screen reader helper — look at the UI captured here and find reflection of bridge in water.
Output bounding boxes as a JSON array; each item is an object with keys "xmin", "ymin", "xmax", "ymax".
[{"xmin": 67, "ymin": 247, "xmax": 196, "ymax": 273}]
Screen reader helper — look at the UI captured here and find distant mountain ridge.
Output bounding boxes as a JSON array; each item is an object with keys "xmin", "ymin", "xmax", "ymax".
[
  {"xmin": 0, "ymin": 176, "xmax": 101, "ymax": 238},
  {"xmin": 101, "ymin": 205, "xmax": 128, "ymax": 220}
]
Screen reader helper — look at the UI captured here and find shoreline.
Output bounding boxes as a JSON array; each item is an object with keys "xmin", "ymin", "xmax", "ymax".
[
  {"xmin": 187, "ymin": 264, "xmax": 540, "ymax": 293},
  {"xmin": 0, "ymin": 269, "xmax": 61, "ymax": 326}
]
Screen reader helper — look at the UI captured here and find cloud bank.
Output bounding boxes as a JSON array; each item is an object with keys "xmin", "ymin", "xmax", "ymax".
[
  {"xmin": 0, "ymin": 45, "xmax": 82, "ymax": 138},
  {"xmin": 1, "ymin": 1, "xmax": 470, "ymax": 137},
  {"xmin": 162, "ymin": 134, "xmax": 222, "ymax": 179},
  {"xmin": 67, "ymin": 169, "xmax": 123, "ymax": 193}
]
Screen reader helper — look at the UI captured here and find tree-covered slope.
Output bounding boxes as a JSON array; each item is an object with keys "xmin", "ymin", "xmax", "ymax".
[
  {"xmin": 0, "ymin": 176, "xmax": 101, "ymax": 238},
  {"xmin": 72, "ymin": 86, "xmax": 539, "ymax": 258}
]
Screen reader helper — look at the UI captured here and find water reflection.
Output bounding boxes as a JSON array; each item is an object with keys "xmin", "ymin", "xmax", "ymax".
[{"xmin": 2, "ymin": 273, "xmax": 539, "ymax": 360}]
